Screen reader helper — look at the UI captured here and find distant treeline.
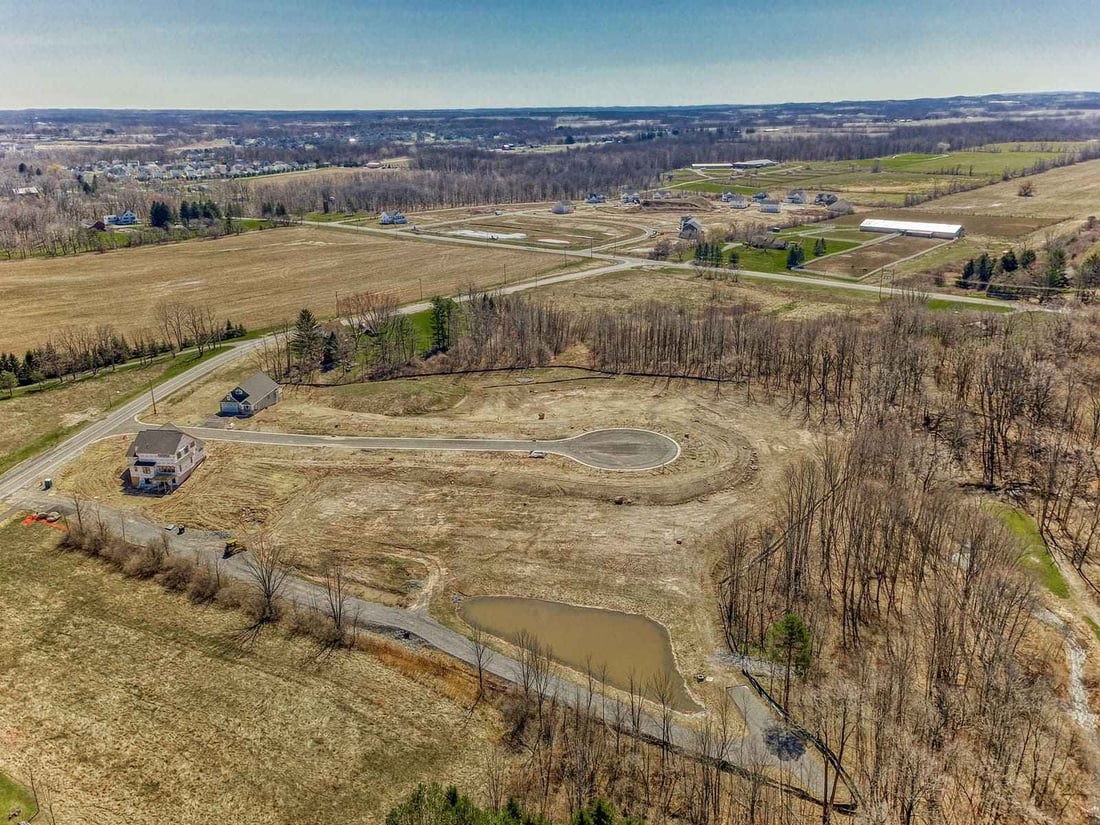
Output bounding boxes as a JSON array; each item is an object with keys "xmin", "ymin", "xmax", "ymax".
[{"xmin": 234, "ymin": 117, "xmax": 1100, "ymax": 217}]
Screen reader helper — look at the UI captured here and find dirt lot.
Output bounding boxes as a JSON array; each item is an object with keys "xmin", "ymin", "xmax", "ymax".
[
  {"xmin": 0, "ymin": 225, "xmax": 588, "ymax": 354},
  {"xmin": 0, "ymin": 520, "xmax": 498, "ymax": 825},
  {"xmin": 806, "ymin": 235, "xmax": 945, "ymax": 278},
  {"xmin": 426, "ymin": 212, "xmax": 642, "ymax": 249},
  {"xmin": 56, "ymin": 369, "xmax": 821, "ymax": 696}
]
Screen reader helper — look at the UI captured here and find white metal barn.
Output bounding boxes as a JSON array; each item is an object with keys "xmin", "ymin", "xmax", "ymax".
[{"xmin": 859, "ymin": 218, "xmax": 964, "ymax": 239}]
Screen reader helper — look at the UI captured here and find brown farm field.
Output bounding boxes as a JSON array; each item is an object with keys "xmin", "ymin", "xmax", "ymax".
[
  {"xmin": 0, "ymin": 519, "xmax": 498, "ymax": 825},
  {"xmin": 0, "ymin": 225, "xmax": 588, "ymax": 354}
]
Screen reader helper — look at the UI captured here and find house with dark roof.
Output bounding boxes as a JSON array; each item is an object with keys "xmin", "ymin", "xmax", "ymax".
[
  {"xmin": 585, "ymin": 193, "xmax": 606, "ymax": 204},
  {"xmin": 127, "ymin": 424, "xmax": 205, "ymax": 493},
  {"xmin": 220, "ymin": 371, "xmax": 281, "ymax": 417},
  {"xmin": 679, "ymin": 215, "xmax": 705, "ymax": 240}
]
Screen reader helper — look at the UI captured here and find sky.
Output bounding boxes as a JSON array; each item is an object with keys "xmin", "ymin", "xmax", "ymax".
[{"xmin": 1, "ymin": 0, "xmax": 1098, "ymax": 110}]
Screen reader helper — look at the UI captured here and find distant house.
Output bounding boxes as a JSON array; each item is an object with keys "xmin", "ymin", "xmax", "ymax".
[
  {"xmin": 786, "ymin": 190, "xmax": 807, "ymax": 204},
  {"xmin": 827, "ymin": 199, "xmax": 854, "ymax": 217},
  {"xmin": 653, "ymin": 190, "xmax": 672, "ymax": 199},
  {"xmin": 759, "ymin": 199, "xmax": 782, "ymax": 214},
  {"xmin": 752, "ymin": 191, "xmax": 769, "ymax": 202},
  {"xmin": 104, "ymin": 210, "xmax": 138, "ymax": 226},
  {"xmin": 219, "ymin": 371, "xmax": 281, "ymax": 417},
  {"xmin": 679, "ymin": 215, "xmax": 705, "ymax": 240},
  {"xmin": 621, "ymin": 192, "xmax": 641, "ymax": 205},
  {"xmin": 11, "ymin": 186, "xmax": 39, "ymax": 197},
  {"xmin": 84, "ymin": 219, "xmax": 107, "ymax": 232},
  {"xmin": 127, "ymin": 424, "xmax": 205, "ymax": 494},
  {"xmin": 729, "ymin": 195, "xmax": 749, "ymax": 209},
  {"xmin": 585, "ymin": 193, "xmax": 606, "ymax": 204},
  {"xmin": 814, "ymin": 192, "xmax": 838, "ymax": 206},
  {"xmin": 379, "ymin": 210, "xmax": 408, "ymax": 225},
  {"xmin": 551, "ymin": 200, "xmax": 575, "ymax": 214}
]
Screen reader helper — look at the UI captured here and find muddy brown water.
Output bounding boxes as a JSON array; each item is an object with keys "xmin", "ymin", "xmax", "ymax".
[{"xmin": 459, "ymin": 596, "xmax": 700, "ymax": 712}]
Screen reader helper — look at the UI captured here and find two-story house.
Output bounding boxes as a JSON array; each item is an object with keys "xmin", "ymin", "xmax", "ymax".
[{"xmin": 127, "ymin": 424, "xmax": 205, "ymax": 493}]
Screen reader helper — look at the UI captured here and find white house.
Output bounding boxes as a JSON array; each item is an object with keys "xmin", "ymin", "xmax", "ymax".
[
  {"xmin": 104, "ymin": 209, "xmax": 138, "ymax": 226},
  {"xmin": 220, "ymin": 371, "xmax": 281, "ymax": 417},
  {"xmin": 127, "ymin": 424, "xmax": 205, "ymax": 493}
]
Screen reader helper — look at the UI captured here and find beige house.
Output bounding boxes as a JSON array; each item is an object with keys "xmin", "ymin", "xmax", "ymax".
[{"xmin": 127, "ymin": 424, "xmax": 205, "ymax": 493}]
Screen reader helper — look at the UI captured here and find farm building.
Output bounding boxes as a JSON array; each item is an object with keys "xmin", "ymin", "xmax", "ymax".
[
  {"xmin": 859, "ymin": 218, "xmax": 964, "ymax": 239},
  {"xmin": 127, "ymin": 424, "xmax": 205, "ymax": 494},
  {"xmin": 691, "ymin": 162, "xmax": 734, "ymax": 170},
  {"xmin": 220, "ymin": 371, "xmax": 281, "ymax": 417},
  {"xmin": 679, "ymin": 216, "xmax": 705, "ymax": 240},
  {"xmin": 734, "ymin": 159, "xmax": 777, "ymax": 169},
  {"xmin": 379, "ymin": 211, "xmax": 408, "ymax": 225},
  {"xmin": 551, "ymin": 200, "xmax": 575, "ymax": 214}
]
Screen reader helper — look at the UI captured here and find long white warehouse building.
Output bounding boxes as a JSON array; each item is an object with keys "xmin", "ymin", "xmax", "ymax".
[{"xmin": 860, "ymin": 218, "xmax": 964, "ymax": 239}]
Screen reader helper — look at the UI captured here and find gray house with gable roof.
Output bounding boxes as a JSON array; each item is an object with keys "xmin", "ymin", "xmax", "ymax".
[{"xmin": 220, "ymin": 371, "xmax": 282, "ymax": 417}]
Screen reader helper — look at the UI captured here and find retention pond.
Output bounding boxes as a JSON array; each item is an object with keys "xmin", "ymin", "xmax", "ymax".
[{"xmin": 459, "ymin": 596, "xmax": 700, "ymax": 712}]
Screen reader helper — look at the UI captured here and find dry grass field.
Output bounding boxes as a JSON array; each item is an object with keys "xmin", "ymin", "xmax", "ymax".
[
  {"xmin": 0, "ymin": 225, "xmax": 589, "ymax": 354},
  {"xmin": 913, "ymin": 158, "xmax": 1100, "ymax": 221},
  {"xmin": 0, "ymin": 519, "xmax": 498, "ymax": 825},
  {"xmin": 0, "ymin": 355, "xmax": 211, "ymax": 474},
  {"xmin": 425, "ymin": 212, "xmax": 642, "ymax": 249},
  {"xmin": 55, "ymin": 369, "xmax": 821, "ymax": 699},
  {"xmin": 807, "ymin": 235, "xmax": 945, "ymax": 278},
  {"xmin": 530, "ymin": 266, "xmax": 881, "ymax": 318}
]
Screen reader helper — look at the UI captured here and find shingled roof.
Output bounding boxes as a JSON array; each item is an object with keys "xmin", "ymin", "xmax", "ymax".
[
  {"xmin": 224, "ymin": 371, "xmax": 280, "ymax": 403},
  {"xmin": 127, "ymin": 424, "xmax": 192, "ymax": 457}
]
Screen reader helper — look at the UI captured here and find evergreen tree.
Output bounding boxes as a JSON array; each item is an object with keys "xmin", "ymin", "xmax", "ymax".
[
  {"xmin": 768, "ymin": 613, "xmax": 812, "ymax": 706},
  {"xmin": 813, "ymin": 237, "xmax": 827, "ymax": 257},
  {"xmin": 149, "ymin": 200, "xmax": 174, "ymax": 229},
  {"xmin": 291, "ymin": 308, "xmax": 324, "ymax": 371},
  {"xmin": 785, "ymin": 243, "xmax": 805, "ymax": 269},
  {"xmin": 1000, "ymin": 249, "xmax": 1018, "ymax": 272},
  {"xmin": 429, "ymin": 296, "xmax": 456, "ymax": 353},
  {"xmin": 957, "ymin": 258, "xmax": 976, "ymax": 289}
]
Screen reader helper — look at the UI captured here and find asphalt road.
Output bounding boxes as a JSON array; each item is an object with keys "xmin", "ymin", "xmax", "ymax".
[{"xmin": 162, "ymin": 425, "xmax": 681, "ymax": 472}]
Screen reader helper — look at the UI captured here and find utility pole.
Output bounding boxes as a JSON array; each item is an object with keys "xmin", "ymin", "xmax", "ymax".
[{"xmin": 149, "ymin": 376, "xmax": 158, "ymax": 415}]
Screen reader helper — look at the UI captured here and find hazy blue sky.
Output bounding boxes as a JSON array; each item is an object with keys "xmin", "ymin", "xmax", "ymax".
[{"xmin": 1, "ymin": 0, "xmax": 1097, "ymax": 109}]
